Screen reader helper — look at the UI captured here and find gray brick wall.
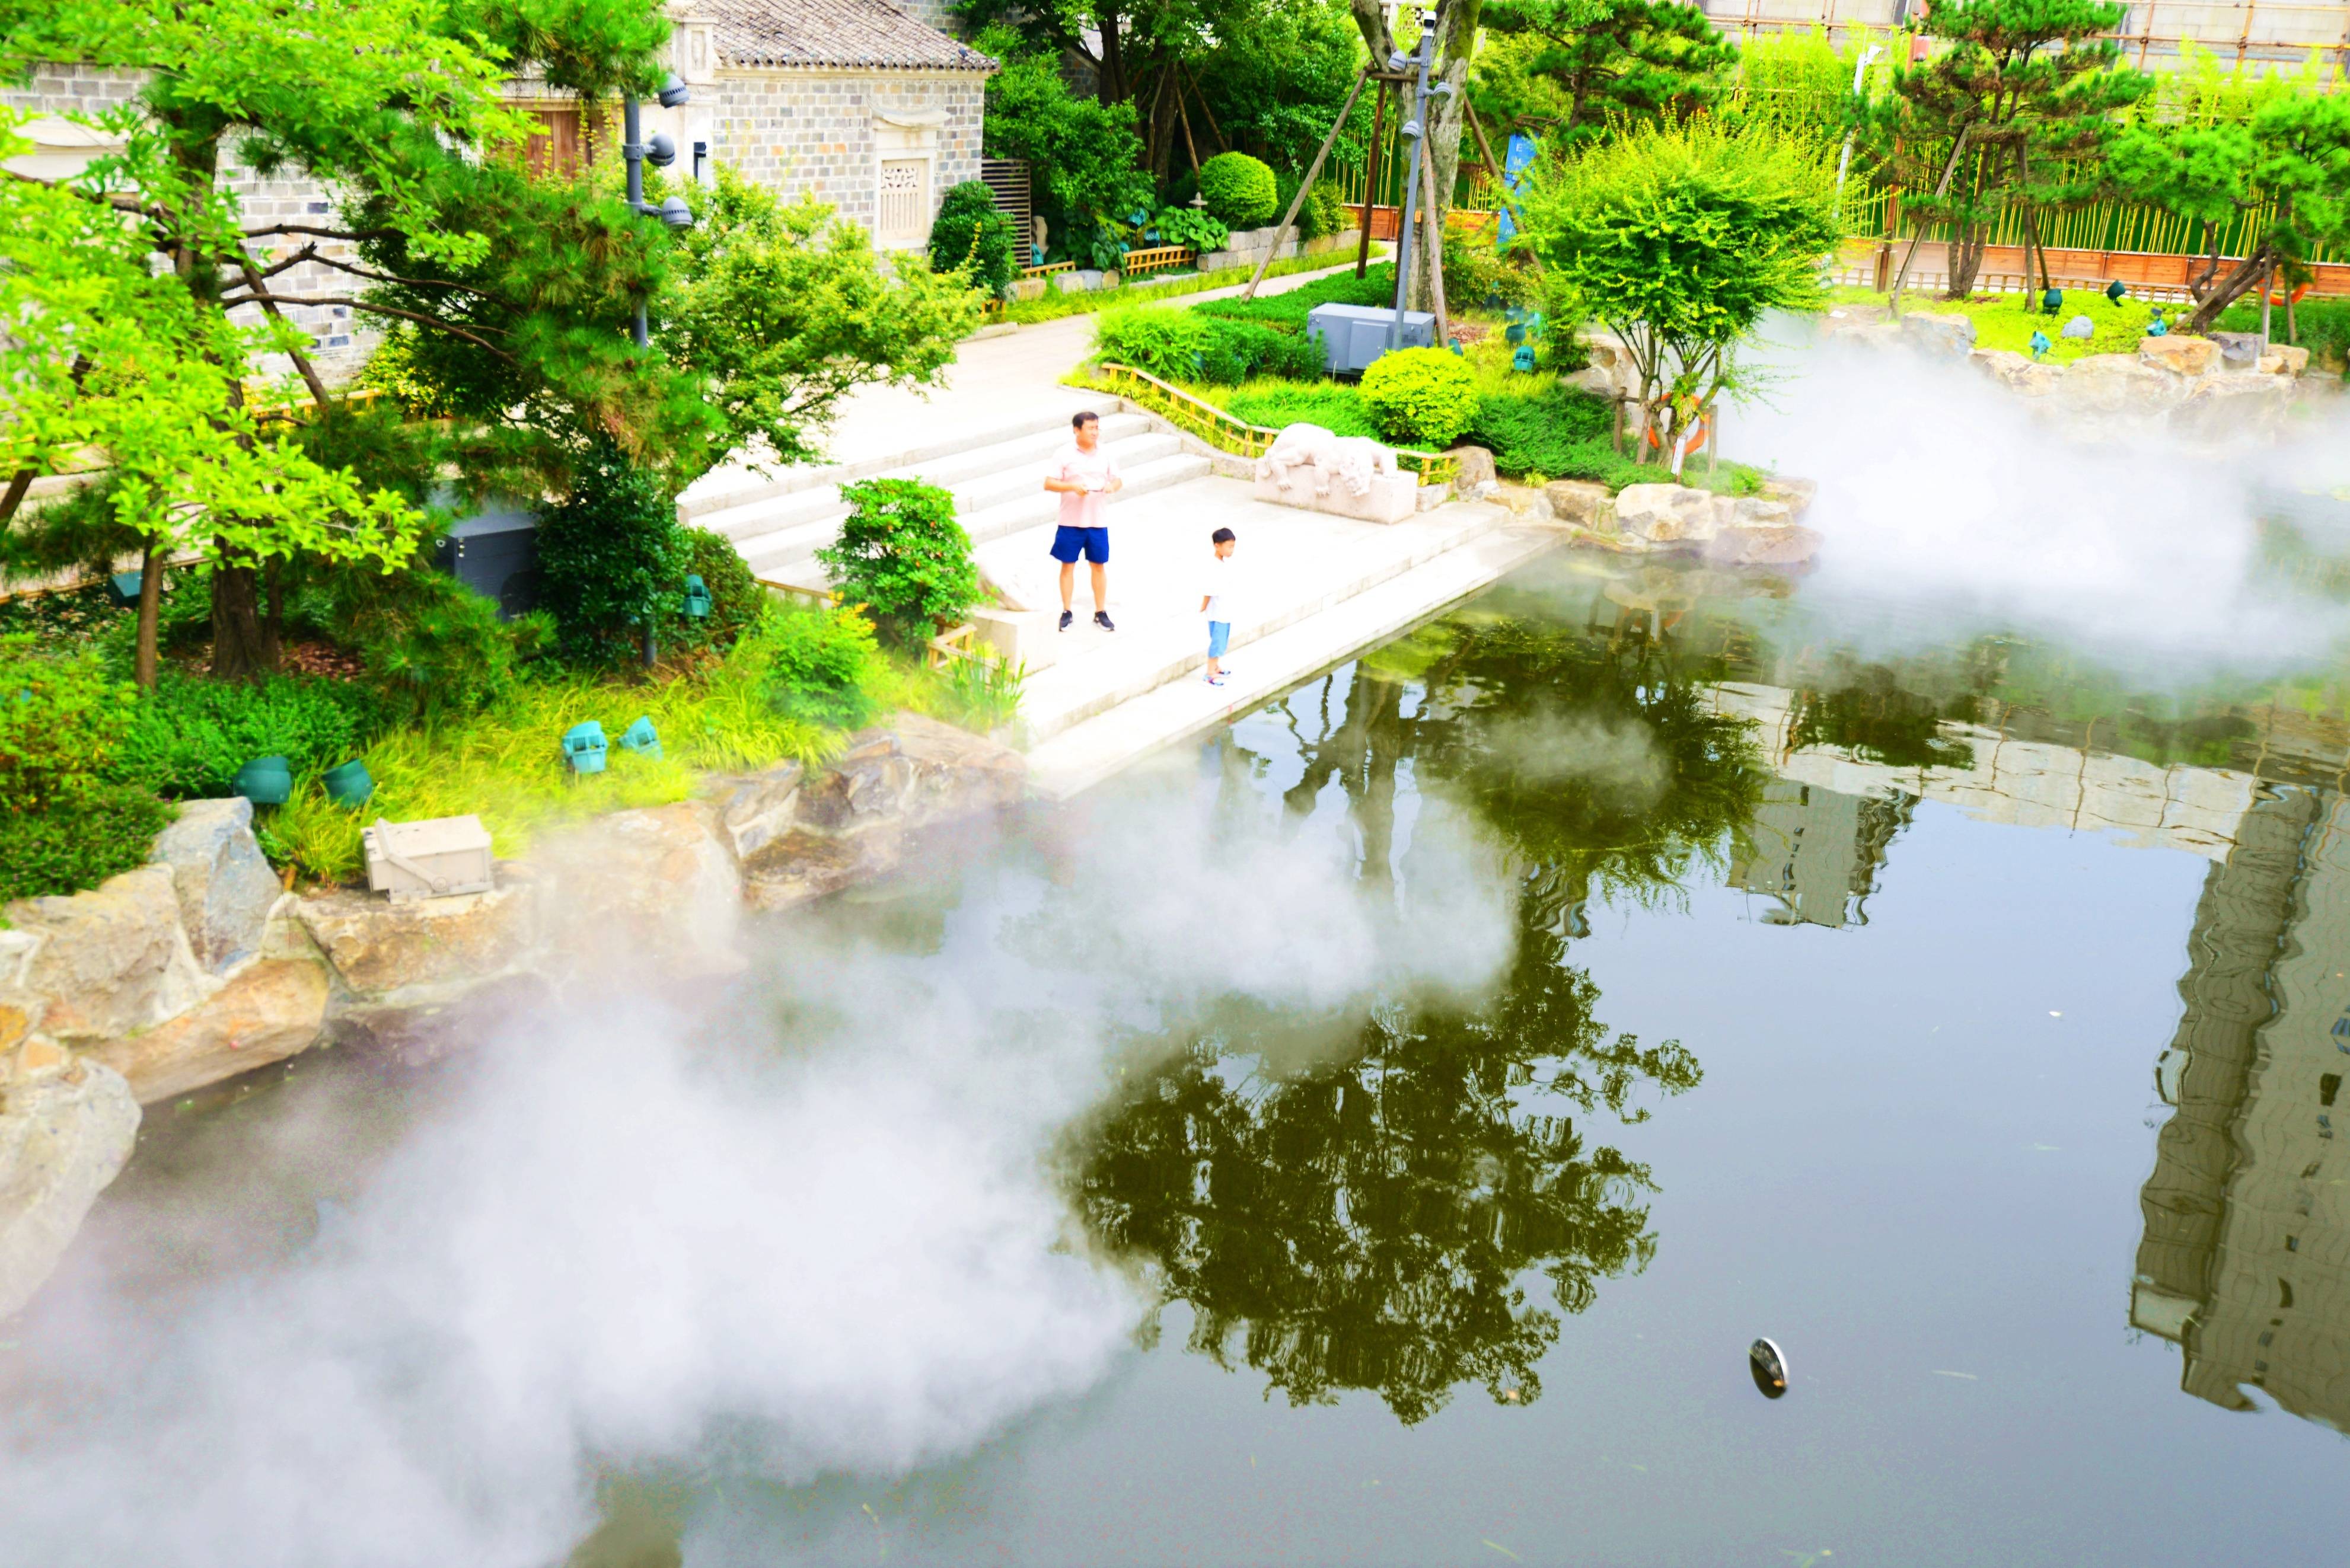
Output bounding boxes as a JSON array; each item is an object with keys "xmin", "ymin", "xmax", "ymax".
[{"xmin": 710, "ymin": 68, "xmax": 986, "ymax": 247}]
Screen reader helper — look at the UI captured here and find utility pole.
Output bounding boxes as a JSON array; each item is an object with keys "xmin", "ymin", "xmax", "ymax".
[
  {"xmin": 621, "ymin": 73, "xmax": 694, "ymax": 666},
  {"xmin": 1385, "ymin": 7, "xmax": 1446, "ymax": 353}
]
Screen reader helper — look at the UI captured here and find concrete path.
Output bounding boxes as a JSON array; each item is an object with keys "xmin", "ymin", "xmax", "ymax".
[{"xmin": 683, "ymin": 257, "xmax": 1564, "ymax": 796}]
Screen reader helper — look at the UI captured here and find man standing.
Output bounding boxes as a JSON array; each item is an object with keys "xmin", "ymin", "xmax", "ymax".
[{"xmin": 1043, "ymin": 409, "xmax": 1123, "ymax": 632}]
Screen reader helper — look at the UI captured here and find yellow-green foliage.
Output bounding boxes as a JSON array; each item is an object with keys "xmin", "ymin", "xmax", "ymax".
[
  {"xmin": 1831, "ymin": 285, "xmax": 2174, "ymax": 363},
  {"xmin": 269, "ymin": 629, "xmax": 836, "ymax": 884},
  {"xmin": 1358, "ymin": 346, "xmax": 1482, "ymax": 446}
]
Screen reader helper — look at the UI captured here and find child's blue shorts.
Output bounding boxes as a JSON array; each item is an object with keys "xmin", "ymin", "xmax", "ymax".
[{"xmin": 1207, "ymin": 620, "xmax": 1231, "ymax": 658}]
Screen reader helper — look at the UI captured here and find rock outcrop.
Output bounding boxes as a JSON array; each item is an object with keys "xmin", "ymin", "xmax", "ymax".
[{"xmin": 0, "ymin": 713, "xmax": 1029, "ymax": 1318}]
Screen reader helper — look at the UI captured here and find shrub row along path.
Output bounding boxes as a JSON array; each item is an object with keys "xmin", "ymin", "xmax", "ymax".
[{"xmin": 679, "ymin": 264, "xmax": 1556, "ymax": 797}]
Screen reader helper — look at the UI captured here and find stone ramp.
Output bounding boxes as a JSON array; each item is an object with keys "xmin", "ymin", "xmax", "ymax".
[{"xmin": 1022, "ymin": 520, "xmax": 1558, "ymax": 799}]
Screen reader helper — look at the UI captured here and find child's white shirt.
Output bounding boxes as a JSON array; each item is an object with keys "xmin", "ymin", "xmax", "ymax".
[{"xmin": 1203, "ymin": 553, "xmax": 1239, "ymax": 622}]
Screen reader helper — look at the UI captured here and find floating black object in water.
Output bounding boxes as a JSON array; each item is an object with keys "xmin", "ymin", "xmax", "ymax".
[{"xmin": 1749, "ymin": 1337, "xmax": 1789, "ymax": 1398}]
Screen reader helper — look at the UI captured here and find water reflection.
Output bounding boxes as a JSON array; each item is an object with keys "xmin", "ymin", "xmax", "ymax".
[{"xmin": 1076, "ymin": 607, "xmax": 1762, "ymax": 1423}]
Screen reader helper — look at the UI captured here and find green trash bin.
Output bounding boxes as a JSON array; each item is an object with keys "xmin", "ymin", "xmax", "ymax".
[
  {"xmin": 322, "ymin": 759, "xmax": 375, "ymax": 807},
  {"xmin": 232, "ymin": 755, "xmax": 293, "ymax": 806}
]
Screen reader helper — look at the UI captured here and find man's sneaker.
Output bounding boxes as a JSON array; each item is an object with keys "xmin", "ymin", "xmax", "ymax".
[
  {"xmin": 1058, "ymin": 609, "xmax": 1074, "ymax": 631},
  {"xmin": 1094, "ymin": 611, "xmax": 1116, "ymax": 632}
]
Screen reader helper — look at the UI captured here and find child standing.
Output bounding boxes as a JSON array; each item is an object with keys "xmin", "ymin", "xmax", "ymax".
[{"xmin": 1200, "ymin": 526, "xmax": 1238, "ymax": 686}]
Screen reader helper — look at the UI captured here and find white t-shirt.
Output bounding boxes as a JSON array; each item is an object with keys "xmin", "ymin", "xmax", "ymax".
[
  {"xmin": 1047, "ymin": 441, "xmax": 1121, "ymax": 528},
  {"xmin": 1203, "ymin": 553, "xmax": 1240, "ymax": 622}
]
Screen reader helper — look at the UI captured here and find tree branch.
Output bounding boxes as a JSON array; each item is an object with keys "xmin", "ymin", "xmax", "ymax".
[
  {"xmin": 1, "ymin": 165, "xmax": 164, "ymax": 220},
  {"xmin": 237, "ymin": 221, "xmax": 397, "ymax": 244},
  {"xmin": 234, "ymin": 255, "xmax": 335, "ymax": 410},
  {"xmin": 300, "ymin": 249, "xmax": 506, "ymax": 305},
  {"xmin": 224, "ymin": 291, "xmax": 517, "ymax": 359}
]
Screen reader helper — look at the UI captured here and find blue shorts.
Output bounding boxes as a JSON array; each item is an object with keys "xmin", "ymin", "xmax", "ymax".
[
  {"xmin": 1207, "ymin": 620, "xmax": 1231, "ymax": 658},
  {"xmin": 1050, "ymin": 525, "xmax": 1109, "ymax": 564}
]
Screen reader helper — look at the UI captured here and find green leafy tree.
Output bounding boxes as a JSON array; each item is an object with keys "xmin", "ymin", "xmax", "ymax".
[
  {"xmin": 972, "ymin": 27, "xmax": 1158, "ymax": 269},
  {"xmin": 2110, "ymin": 91, "xmax": 2350, "ymax": 333},
  {"xmin": 1855, "ymin": 0, "xmax": 2150, "ymax": 299},
  {"xmin": 1479, "ymin": 0, "xmax": 1737, "ymax": 148},
  {"xmin": 817, "ymin": 479, "xmax": 981, "ymax": 648},
  {"xmin": 928, "ymin": 180, "xmax": 1019, "ymax": 296},
  {"xmin": 1518, "ymin": 117, "xmax": 1839, "ymax": 468},
  {"xmin": 0, "ymin": 0, "xmax": 678, "ymax": 684}
]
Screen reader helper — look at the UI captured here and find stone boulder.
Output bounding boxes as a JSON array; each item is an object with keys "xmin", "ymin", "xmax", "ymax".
[
  {"xmin": 530, "ymin": 800, "xmax": 743, "ymax": 981},
  {"xmin": 84, "ymin": 958, "xmax": 329, "ymax": 1105},
  {"xmin": 1612, "ymin": 484, "xmax": 1720, "ymax": 547},
  {"xmin": 296, "ymin": 883, "xmax": 535, "ymax": 1007},
  {"xmin": 4, "ymin": 866, "xmax": 208, "ymax": 1045},
  {"xmin": 1542, "ymin": 480, "xmax": 1616, "ymax": 532},
  {"xmin": 2059, "ymin": 353, "xmax": 2185, "ymax": 417},
  {"xmin": 0, "ymin": 1059, "xmax": 139, "ymax": 1320},
  {"xmin": 2139, "ymin": 334, "xmax": 2217, "ymax": 376},
  {"xmin": 1705, "ymin": 522, "xmax": 1825, "ymax": 569},
  {"xmin": 1972, "ymin": 349, "xmax": 2060, "ymax": 397},
  {"xmin": 745, "ymin": 715, "xmax": 1027, "ymax": 913},
  {"xmin": 1443, "ymin": 445, "xmax": 1498, "ymax": 490},
  {"xmin": 2260, "ymin": 345, "xmax": 2311, "ymax": 376},
  {"xmin": 2171, "ymin": 372, "xmax": 2293, "ymax": 440},
  {"xmin": 149, "ymin": 797, "xmax": 282, "ymax": 973},
  {"xmin": 712, "ymin": 761, "xmax": 805, "ymax": 861},
  {"xmin": 1899, "ymin": 312, "xmax": 1976, "ymax": 359},
  {"xmin": 2209, "ymin": 330, "xmax": 2263, "ymax": 369},
  {"xmin": 1762, "ymin": 477, "xmax": 1819, "ymax": 520}
]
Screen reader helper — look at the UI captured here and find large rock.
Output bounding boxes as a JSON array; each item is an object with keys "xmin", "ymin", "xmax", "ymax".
[
  {"xmin": 2172, "ymin": 372, "xmax": 2294, "ymax": 439},
  {"xmin": 1612, "ymin": 484, "xmax": 1720, "ymax": 547},
  {"xmin": 83, "ymin": 958, "xmax": 329, "ymax": 1105},
  {"xmin": 713, "ymin": 761, "xmax": 805, "ymax": 861},
  {"xmin": 149, "ymin": 797, "xmax": 282, "ymax": 973},
  {"xmin": 1762, "ymin": 476, "xmax": 1819, "ymax": 520},
  {"xmin": 5, "ymin": 866, "xmax": 208, "ymax": 1045},
  {"xmin": 530, "ymin": 800, "xmax": 742, "ymax": 980},
  {"xmin": 745, "ymin": 716, "xmax": 1027, "ymax": 913},
  {"xmin": 1542, "ymin": 479, "xmax": 1616, "ymax": 532},
  {"xmin": 1705, "ymin": 522, "xmax": 1824, "ymax": 568},
  {"xmin": 2209, "ymin": 330, "xmax": 2263, "ymax": 369},
  {"xmin": 2260, "ymin": 345, "xmax": 2311, "ymax": 376},
  {"xmin": 2059, "ymin": 353, "xmax": 2185, "ymax": 417},
  {"xmin": 1443, "ymin": 445, "xmax": 1498, "ymax": 490},
  {"xmin": 1899, "ymin": 311, "xmax": 1976, "ymax": 358},
  {"xmin": 1972, "ymin": 349, "xmax": 2060, "ymax": 397},
  {"xmin": 2139, "ymin": 334, "xmax": 2217, "ymax": 376},
  {"xmin": 0, "ymin": 1059, "xmax": 139, "ymax": 1320},
  {"xmin": 296, "ymin": 883, "xmax": 535, "ymax": 1006}
]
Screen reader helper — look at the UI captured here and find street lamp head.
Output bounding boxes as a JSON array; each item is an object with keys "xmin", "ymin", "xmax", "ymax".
[
  {"xmin": 656, "ymin": 72, "xmax": 690, "ymax": 109},
  {"xmin": 658, "ymin": 194, "xmax": 694, "ymax": 229},
  {"xmin": 645, "ymin": 131, "xmax": 676, "ymax": 168},
  {"xmin": 1400, "ymin": 119, "xmax": 1424, "ymax": 140},
  {"xmin": 1386, "ymin": 50, "xmax": 1410, "ymax": 71}
]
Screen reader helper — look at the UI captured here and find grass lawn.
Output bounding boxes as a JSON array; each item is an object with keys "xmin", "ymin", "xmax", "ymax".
[
  {"xmin": 994, "ymin": 245, "xmax": 1392, "ymax": 327},
  {"xmin": 1829, "ymin": 283, "xmax": 2174, "ymax": 363}
]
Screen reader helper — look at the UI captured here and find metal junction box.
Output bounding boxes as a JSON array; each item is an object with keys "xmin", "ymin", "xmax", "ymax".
[
  {"xmin": 363, "ymin": 815, "xmax": 495, "ymax": 902},
  {"xmin": 1307, "ymin": 303, "xmax": 1437, "ymax": 376},
  {"xmin": 431, "ymin": 495, "xmax": 540, "ymax": 619}
]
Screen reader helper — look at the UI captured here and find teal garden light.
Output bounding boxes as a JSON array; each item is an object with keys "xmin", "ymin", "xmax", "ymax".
[
  {"xmin": 683, "ymin": 574, "xmax": 712, "ymax": 619},
  {"xmin": 618, "ymin": 715, "xmax": 662, "ymax": 759},
  {"xmin": 561, "ymin": 720, "xmax": 608, "ymax": 775},
  {"xmin": 232, "ymin": 755, "xmax": 293, "ymax": 806}
]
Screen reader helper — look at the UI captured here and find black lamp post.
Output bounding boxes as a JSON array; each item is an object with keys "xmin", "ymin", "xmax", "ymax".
[{"xmin": 621, "ymin": 73, "xmax": 693, "ymax": 667}]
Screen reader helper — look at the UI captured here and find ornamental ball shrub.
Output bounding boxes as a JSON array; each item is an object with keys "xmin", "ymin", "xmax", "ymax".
[
  {"xmin": 929, "ymin": 180, "xmax": 1017, "ymax": 298},
  {"xmin": 1357, "ymin": 347, "xmax": 1481, "ymax": 447},
  {"xmin": 1198, "ymin": 152, "xmax": 1278, "ymax": 229},
  {"xmin": 817, "ymin": 478, "xmax": 981, "ymax": 647}
]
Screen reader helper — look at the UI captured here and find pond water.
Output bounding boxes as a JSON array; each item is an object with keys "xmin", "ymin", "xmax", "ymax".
[{"xmin": 14, "ymin": 547, "xmax": 2350, "ymax": 1567}]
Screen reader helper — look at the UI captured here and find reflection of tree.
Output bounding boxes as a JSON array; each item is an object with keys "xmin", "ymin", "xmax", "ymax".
[
  {"xmin": 1077, "ymin": 611, "xmax": 1750, "ymax": 1426},
  {"xmin": 1789, "ymin": 666, "xmax": 1978, "ymax": 770}
]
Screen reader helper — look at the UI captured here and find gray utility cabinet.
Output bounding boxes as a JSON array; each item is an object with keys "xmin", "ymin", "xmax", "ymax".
[
  {"xmin": 431, "ymin": 494, "xmax": 540, "ymax": 619},
  {"xmin": 1308, "ymin": 303, "xmax": 1437, "ymax": 376}
]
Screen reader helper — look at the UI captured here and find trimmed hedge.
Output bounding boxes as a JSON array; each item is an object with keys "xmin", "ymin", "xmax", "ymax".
[
  {"xmin": 1359, "ymin": 347, "xmax": 1481, "ymax": 446},
  {"xmin": 1198, "ymin": 152, "xmax": 1278, "ymax": 228}
]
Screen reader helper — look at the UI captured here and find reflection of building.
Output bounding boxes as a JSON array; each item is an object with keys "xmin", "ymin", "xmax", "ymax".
[
  {"xmin": 1730, "ymin": 780, "xmax": 1909, "ymax": 928},
  {"xmin": 2134, "ymin": 789, "xmax": 2350, "ymax": 1430}
]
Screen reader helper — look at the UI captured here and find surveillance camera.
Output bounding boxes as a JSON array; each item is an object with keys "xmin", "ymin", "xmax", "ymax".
[
  {"xmin": 646, "ymin": 131, "xmax": 676, "ymax": 168},
  {"xmin": 656, "ymin": 72, "xmax": 690, "ymax": 109}
]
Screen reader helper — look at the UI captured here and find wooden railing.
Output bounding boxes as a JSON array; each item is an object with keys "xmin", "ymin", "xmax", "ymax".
[
  {"xmin": 1020, "ymin": 259, "xmax": 1077, "ymax": 279},
  {"xmin": 1091, "ymin": 362, "xmax": 1460, "ymax": 488},
  {"xmin": 1120, "ymin": 244, "xmax": 1196, "ymax": 278}
]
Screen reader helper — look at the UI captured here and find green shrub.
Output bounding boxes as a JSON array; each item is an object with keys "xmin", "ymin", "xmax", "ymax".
[
  {"xmin": 817, "ymin": 478, "xmax": 980, "ymax": 647},
  {"xmin": 1198, "ymin": 152, "xmax": 1278, "ymax": 228},
  {"xmin": 1444, "ymin": 241, "xmax": 1541, "ymax": 312},
  {"xmin": 665, "ymin": 526, "xmax": 765, "ymax": 655},
  {"xmin": 1223, "ymin": 380, "xmax": 1386, "ymax": 439},
  {"xmin": 763, "ymin": 605, "xmax": 881, "ymax": 730},
  {"xmin": 534, "ymin": 440, "xmax": 685, "ymax": 665},
  {"xmin": 1096, "ymin": 304, "xmax": 1212, "ymax": 379},
  {"xmin": 0, "ymin": 784, "xmax": 174, "ymax": 904},
  {"xmin": 1306, "ymin": 179, "xmax": 1346, "ymax": 240},
  {"xmin": 1153, "ymin": 206, "xmax": 1229, "ymax": 252},
  {"xmin": 0, "ymin": 632, "xmax": 141, "ymax": 813},
  {"xmin": 1535, "ymin": 268, "xmax": 1592, "ymax": 373},
  {"xmin": 1199, "ymin": 319, "xmax": 1325, "ymax": 384},
  {"xmin": 1464, "ymin": 389, "xmax": 1619, "ymax": 478},
  {"xmin": 1358, "ymin": 347, "xmax": 1481, "ymax": 446},
  {"xmin": 929, "ymin": 180, "xmax": 1018, "ymax": 298},
  {"xmin": 326, "ymin": 566, "xmax": 549, "ymax": 723},
  {"xmin": 116, "ymin": 670, "xmax": 382, "ymax": 799}
]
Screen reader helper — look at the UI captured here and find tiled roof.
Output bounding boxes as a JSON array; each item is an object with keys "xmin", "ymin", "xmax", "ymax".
[{"xmin": 708, "ymin": 0, "xmax": 998, "ymax": 72}]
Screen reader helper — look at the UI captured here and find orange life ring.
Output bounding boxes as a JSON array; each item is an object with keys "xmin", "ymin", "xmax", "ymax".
[{"xmin": 2269, "ymin": 282, "xmax": 2311, "ymax": 306}]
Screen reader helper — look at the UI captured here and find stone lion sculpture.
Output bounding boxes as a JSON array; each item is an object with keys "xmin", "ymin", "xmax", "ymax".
[{"xmin": 1254, "ymin": 423, "xmax": 1411, "ymax": 522}]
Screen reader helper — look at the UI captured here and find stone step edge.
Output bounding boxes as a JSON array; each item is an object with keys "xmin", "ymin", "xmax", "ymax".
[
  {"xmin": 1024, "ymin": 525, "xmax": 1559, "ymax": 800},
  {"xmin": 677, "ymin": 394, "xmax": 1125, "ymax": 523},
  {"xmin": 742, "ymin": 453, "xmax": 1214, "ymax": 579},
  {"xmin": 1015, "ymin": 505, "xmax": 1517, "ymax": 747}
]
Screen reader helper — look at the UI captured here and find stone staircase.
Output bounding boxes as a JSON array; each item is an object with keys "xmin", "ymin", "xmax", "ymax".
[{"xmin": 681, "ymin": 401, "xmax": 1213, "ymax": 586}]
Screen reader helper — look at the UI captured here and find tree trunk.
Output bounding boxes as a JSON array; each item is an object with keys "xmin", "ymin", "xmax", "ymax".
[
  {"xmin": 1946, "ymin": 223, "xmax": 1988, "ymax": 298},
  {"xmin": 1098, "ymin": 7, "xmax": 1128, "ymax": 107},
  {"xmin": 210, "ymin": 557, "xmax": 273, "ymax": 683},
  {"xmin": 133, "ymin": 539, "xmax": 162, "ymax": 691},
  {"xmin": 2186, "ymin": 248, "xmax": 2274, "ymax": 334},
  {"xmin": 1350, "ymin": 0, "xmax": 1479, "ymax": 314}
]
